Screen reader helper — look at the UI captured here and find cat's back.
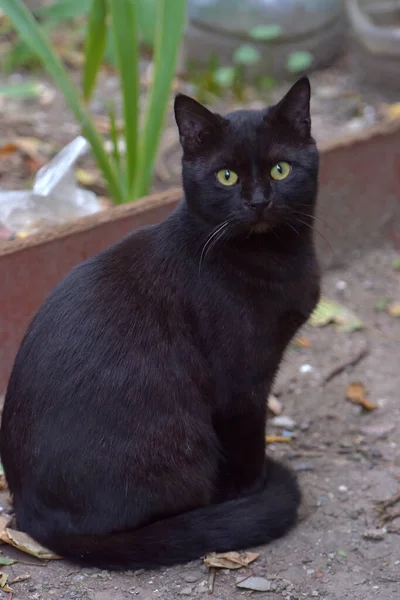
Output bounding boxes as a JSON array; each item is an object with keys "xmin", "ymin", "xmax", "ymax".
[{"xmin": 4, "ymin": 220, "xmax": 193, "ymax": 417}]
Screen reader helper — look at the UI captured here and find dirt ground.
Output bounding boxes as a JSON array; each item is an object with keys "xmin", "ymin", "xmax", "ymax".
[{"xmin": 0, "ymin": 246, "xmax": 399, "ymax": 599}]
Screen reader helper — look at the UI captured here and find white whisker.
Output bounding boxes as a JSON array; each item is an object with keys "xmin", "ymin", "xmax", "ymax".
[{"xmin": 199, "ymin": 220, "xmax": 232, "ymax": 275}]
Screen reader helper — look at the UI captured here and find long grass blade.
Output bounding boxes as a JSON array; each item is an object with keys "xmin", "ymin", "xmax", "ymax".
[
  {"xmin": 83, "ymin": 0, "xmax": 107, "ymax": 102},
  {"xmin": 133, "ymin": 0, "xmax": 186, "ymax": 198},
  {"xmin": 0, "ymin": 82, "xmax": 42, "ymax": 99},
  {"xmin": 109, "ymin": 0, "xmax": 139, "ymax": 196},
  {"xmin": 2, "ymin": 0, "xmax": 122, "ymax": 203},
  {"xmin": 36, "ymin": 0, "xmax": 91, "ymax": 23},
  {"xmin": 107, "ymin": 100, "xmax": 127, "ymax": 194}
]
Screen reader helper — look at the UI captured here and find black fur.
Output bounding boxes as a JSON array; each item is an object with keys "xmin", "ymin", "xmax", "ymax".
[{"xmin": 0, "ymin": 77, "xmax": 320, "ymax": 570}]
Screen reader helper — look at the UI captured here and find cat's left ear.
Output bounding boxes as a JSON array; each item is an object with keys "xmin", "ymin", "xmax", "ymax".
[
  {"xmin": 266, "ymin": 77, "xmax": 311, "ymax": 138},
  {"xmin": 174, "ymin": 94, "xmax": 223, "ymax": 155}
]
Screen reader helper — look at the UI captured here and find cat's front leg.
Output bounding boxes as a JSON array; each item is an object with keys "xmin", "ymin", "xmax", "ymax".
[{"xmin": 212, "ymin": 399, "xmax": 267, "ymax": 502}]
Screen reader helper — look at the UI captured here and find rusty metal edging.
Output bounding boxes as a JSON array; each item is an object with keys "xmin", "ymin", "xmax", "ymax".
[
  {"xmin": 1, "ymin": 121, "xmax": 400, "ymax": 393},
  {"xmin": 0, "ymin": 187, "xmax": 184, "ymax": 257}
]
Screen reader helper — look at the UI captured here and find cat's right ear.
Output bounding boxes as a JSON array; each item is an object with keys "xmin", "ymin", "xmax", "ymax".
[{"xmin": 174, "ymin": 94, "xmax": 223, "ymax": 155}]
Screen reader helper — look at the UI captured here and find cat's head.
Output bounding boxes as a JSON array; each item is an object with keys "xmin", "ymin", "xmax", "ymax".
[{"xmin": 174, "ymin": 77, "xmax": 318, "ymax": 235}]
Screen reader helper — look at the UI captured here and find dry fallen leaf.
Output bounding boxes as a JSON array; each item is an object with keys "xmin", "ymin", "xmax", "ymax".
[
  {"xmin": 346, "ymin": 382, "xmax": 377, "ymax": 411},
  {"xmin": 267, "ymin": 394, "xmax": 282, "ymax": 416},
  {"xmin": 9, "ymin": 574, "xmax": 30, "ymax": 585},
  {"xmin": 0, "ymin": 137, "xmax": 49, "ymax": 172},
  {"xmin": 0, "ymin": 519, "xmax": 60, "ymax": 560},
  {"xmin": 93, "ymin": 114, "xmax": 123, "ymax": 134},
  {"xmin": 265, "ymin": 435, "xmax": 292, "ymax": 444},
  {"xmin": 386, "ymin": 102, "xmax": 400, "ymax": 120},
  {"xmin": 295, "ymin": 336, "xmax": 311, "ymax": 348},
  {"xmin": 309, "ymin": 297, "xmax": 363, "ymax": 332},
  {"xmin": 0, "ymin": 142, "xmax": 17, "ymax": 158},
  {"xmin": 204, "ymin": 551, "xmax": 259, "ymax": 570},
  {"xmin": 0, "ymin": 571, "xmax": 12, "ymax": 593},
  {"xmin": 75, "ymin": 168, "xmax": 97, "ymax": 187},
  {"xmin": 388, "ymin": 302, "xmax": 400, "ymax": 317}
]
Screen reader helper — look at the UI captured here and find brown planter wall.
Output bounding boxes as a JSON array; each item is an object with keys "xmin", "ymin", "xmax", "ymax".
[{"xmin": 1, "ymin": 122, "xmax": 400, "ymax": 393}]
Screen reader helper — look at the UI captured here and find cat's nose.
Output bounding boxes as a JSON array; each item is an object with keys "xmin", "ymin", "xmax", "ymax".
[{"xmin": 249, "ymin": 195, "xmax": 271, "ymax": 216}]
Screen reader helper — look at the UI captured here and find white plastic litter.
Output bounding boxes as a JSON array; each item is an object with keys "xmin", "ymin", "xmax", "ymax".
[{"xmin": 0, "ymin": 136, "xmax": 103, "ymax": 237}]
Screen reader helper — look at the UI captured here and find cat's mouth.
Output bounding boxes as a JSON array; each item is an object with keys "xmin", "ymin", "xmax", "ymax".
[{"xmin": 249, "ymin": 222, "xmax": 270, "ymax": 233}]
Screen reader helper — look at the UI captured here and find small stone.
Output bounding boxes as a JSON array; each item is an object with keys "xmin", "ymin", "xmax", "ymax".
[
  {"xmin": 282, "ymin": 429, "xmax": 297, "ymax": 439},
  {"xmin": 134, "ymin": 569, "xmax": 145, "ymax": 576},
  {"xmin": 95, "ymin": 593, "xmax": 118, "ymax": 600},
  {"xmin": 271, "ymin": 415, "xmax": 296, "ymax": 430},
  {"xmin": 267, "ymin": 394, "xmax": 282, "ymax": 415},
  {"xmin": 311, "ymin": 592, "xmax": 319, "ymax": 597},
  {"xmin": 180, "ymin": 587, "xmax": 193, "ymax": 596},
  {"xmin": 293, "ymin": 460, "xmax": 314, "ymax": 472},
  {"xmin": 371, "ymin": 448, "xmax": 382, "ymax": 459},
  {"xmin": 299, "ymin": 364, "xmax": 313, "ymax": 374},
  {"xmin": 335, "ymin": 279, "xmax": 347, "ymax": 291},
  {"xmin": 236, "ymin": 576, "xmax": 272, "ymax": 591},
  {"xmin": 360, "ymin": 424, "xmax": 395, "ymax": 439},
  {"xmin": 300, "ymin": 419, "xmax": 312, "ymax": 431},
  {"xmin": 183, "ymin": 572, "xmax": 202, "ymax": 583},
  {"xmin": 316, "ymin": 84, "xmax": 341, "ymax": 100},
  {"xmin": 346, "ymin": 117, "xmax": 365, "ymax": 132},
  {"xmin": 362, "ymin": 528, "xmax": 386, "ymax": 541},
  {"xmin": 199, "ymin": 564, "xmax": 208, "ymax": 574}
]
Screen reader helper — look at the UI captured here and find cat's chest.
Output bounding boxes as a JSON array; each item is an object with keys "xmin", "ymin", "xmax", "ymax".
[{"xmin": 198, "ymin": 271, "xmax": 317, "ymax": 380}]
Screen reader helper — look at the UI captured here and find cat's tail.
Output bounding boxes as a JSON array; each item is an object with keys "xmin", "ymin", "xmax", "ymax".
[{"xmin": 39, "ymin": 458, "xmax": 300, "ymax": 570}]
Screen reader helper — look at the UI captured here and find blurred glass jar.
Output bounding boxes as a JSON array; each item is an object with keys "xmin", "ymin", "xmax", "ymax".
[
  {"xmin": 346, "ymin": 0, "xmax": 400, "ymax": 90},
  {"xmin": 182, "ymin": 0, "xmax": 346, "ymax": 78}
]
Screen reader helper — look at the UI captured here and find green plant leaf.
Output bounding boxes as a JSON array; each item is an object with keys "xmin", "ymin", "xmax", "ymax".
[
  {"xmin": 82, "ymin": 0, "xmax": 107, "ymax": 102},
  {"xmin": 0, "ymin": 82, "xmax": 42, "ymax": 98},
  {"xmin": 213, "ymin": 66, "xmax": 236, "ymax": 88},
  {"xmin": 109, "ymin": 0, "xmax": 139, "ymax": 196},
  {"xmin": 233, "ymin": 44, "xmax": 261, "ymax": 66},
  {"xmin": 107, "ymin": 99, "xmax": 126, "ymax": 194},
  {"xmin": 36, "ymin": 0, "xmax": 91, "ymax": 23},
  {"xmin": 375, "ymin": 298, "xmax": 388, "ymax": 312},
  {"xmin": 2, "ymin": 0, "xmax": 122, "ymax": 203},
  {"xmin": 137, "ymin": 0, "xmax": 158, "ymax": 48},
  {"xmin": 258, "ymin": 75, "xmax": 276, "ymax": 91},
  {"xmin": 0, "ymin": 557, "xmax": 16, "ymax": 567},
  {"xmin": 249, "ymin": 24, "xmax": 282, "ymax": 41},
  {"xmin": 309, "ymin": 297, "xmax": 363, "ymax": 332},
  {"xmin": 133, "ymin": 0, "xmax": 186, "ymax": 198},
  {"xmin": 286, "ymin": 50, "xmax": 313, "ymax": 73},
  {"xmin": 392, "ymin": 257, "xmax": 400, "ymax": 270}
]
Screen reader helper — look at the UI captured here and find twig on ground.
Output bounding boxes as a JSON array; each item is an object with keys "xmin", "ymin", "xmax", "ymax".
[
  {"xmin": 208, "ymin": 567, "xmax": 216, "ymax": 594},
  {"xmin": 377, "ymin": 490, "xmax": 400, "ymax": 511},
  {"xmin": 322, "ymin": 344, "xmax": 369, "ymax": 384},
  {"xmin": 376, "ymin": 490, "xmax": 400, "ymax": 527}
]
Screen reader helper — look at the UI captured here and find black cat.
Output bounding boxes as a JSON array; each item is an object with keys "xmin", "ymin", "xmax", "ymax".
[{"xmin": 0, "ymin": 77, "xmax": 320, "ymax": 570}]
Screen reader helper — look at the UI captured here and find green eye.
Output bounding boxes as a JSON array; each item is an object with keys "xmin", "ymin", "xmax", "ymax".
[
  {"xmin": 216, "ymin": 169, "xmax": 239, "ymax": 186},
  {"xmin": 270, "ymin": 161, "xmax": 291, "ymax": 181}
]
